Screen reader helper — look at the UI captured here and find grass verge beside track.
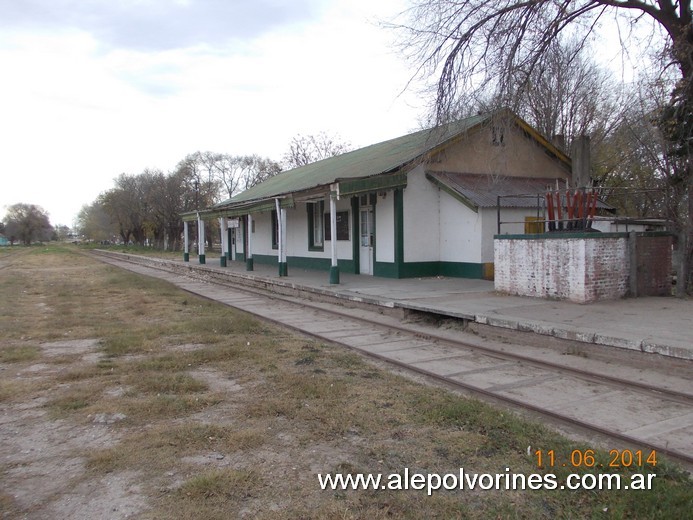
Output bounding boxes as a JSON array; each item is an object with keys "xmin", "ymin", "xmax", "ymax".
[{"xmin": 0, "ymin": 244, "xmax": 690, "ymax": 519}]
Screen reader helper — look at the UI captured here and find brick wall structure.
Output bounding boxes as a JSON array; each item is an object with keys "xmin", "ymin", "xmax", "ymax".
[{"xmin": 494, "ymin": 232, "xmax": 672, "ymax": 303}]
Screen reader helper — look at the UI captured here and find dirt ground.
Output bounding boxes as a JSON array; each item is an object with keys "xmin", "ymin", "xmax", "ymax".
[
  {"xmin": 1, "ymin": 247, "xmax": 690, "ymax": 519},
  {"xmin": 1, "ymin": 338, "xmax": 149, "ymax": 518}
]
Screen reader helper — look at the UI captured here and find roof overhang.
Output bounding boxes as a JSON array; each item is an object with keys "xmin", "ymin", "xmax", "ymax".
[
  {"xmin": 181, "ymin": 196, "xmax": 296, "ymax": 221},
  {"xmin": 196, "ymin": 171, "xmax": 409, "ymax": 219}
]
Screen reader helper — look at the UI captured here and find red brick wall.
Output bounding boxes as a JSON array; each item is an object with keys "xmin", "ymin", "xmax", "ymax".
[
  {"xmin": 636, "ymin": 235, "xmax": 673, "ymax": 296},
  {"xmin": 495, "ymin": 233, "xmax": 673, "ymax": 302}
]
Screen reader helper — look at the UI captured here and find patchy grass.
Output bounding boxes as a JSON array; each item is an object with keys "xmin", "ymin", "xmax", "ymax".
[
  {"xmin": 0, "ymin": 345, "xmax": 41, "ymax": 363},
  {"xmin": 0, "ymin": 245, "xmax": 690, "ymax": 520}
]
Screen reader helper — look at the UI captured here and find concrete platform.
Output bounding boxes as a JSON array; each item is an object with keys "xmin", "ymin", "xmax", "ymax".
[{"xmin": 155, "ymin": 254, "xmax": 693, "ymax": 361}]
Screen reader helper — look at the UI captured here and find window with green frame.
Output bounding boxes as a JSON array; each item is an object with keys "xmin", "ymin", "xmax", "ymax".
[{"xmin": 307, "ymin": 201, "xmax": 324, "ymax": 251}]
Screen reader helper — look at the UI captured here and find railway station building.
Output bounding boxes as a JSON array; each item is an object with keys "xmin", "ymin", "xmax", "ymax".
[{"xmin": 183, "ymin": 110, "xmax": 572, "ymax": 283}]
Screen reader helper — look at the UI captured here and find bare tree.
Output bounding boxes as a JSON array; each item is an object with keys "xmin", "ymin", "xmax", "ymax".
[
  {"xmin": 174, "ymin": 153, "xmax": 222, "ymax": 209},
  {"xmin": 283, "ymin": 132, "xmax": 351, "ymax": 169},
  {"xmin": 3, "ymin": 204, "xmax": 53, "ymax": 245},
  {"xmin": 517, "ymin": 39, "xmax": 622, "ymax": 145},
  {"xmin": 206, "ymin": 153, "xmax": 281, "ymax": 198},
  {"xmin": 240, "ymin": 155, "xmax": 282, "ymax": 191},
  {"xmin": 175, "ymin": 152, "xmax": 281, "ymax": 202},
  {"xmin": 396, "ymin": 0, "xmax": 692, "ymax": 294}
]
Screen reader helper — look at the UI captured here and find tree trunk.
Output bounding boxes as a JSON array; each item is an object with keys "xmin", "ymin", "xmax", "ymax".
[{"xmin": 680, "ymin": 170, "xmax": 693, "ymax": 296}]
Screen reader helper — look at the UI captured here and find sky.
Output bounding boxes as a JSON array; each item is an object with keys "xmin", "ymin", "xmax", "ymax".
[{"xmin": 0, "ymin": 0, "xmax": 425, "ymax": 227}]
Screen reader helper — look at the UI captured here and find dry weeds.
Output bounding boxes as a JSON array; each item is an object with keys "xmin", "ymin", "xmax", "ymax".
[{"xmin": 0, "ymin": 245, "xmax": 689, "ymax": 519}]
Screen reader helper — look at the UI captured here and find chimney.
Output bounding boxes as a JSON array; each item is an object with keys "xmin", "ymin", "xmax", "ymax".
[{"xmin": 571, "ymin": 135, "xmax": 591, "ymax": 188}]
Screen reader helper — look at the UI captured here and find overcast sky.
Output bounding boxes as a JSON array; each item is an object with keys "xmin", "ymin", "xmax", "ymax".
[{"xmin": 0, "ymin": 0, "xmax": 424, "ymax": 227}]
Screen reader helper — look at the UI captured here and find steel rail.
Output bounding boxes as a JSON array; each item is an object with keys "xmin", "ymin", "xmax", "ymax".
[
  {"xmin": 179, "ymin": 262, "xmax": 693, "ymax": 404},
  {"xmin": 93, "ymin": 252, "xmax": 693, "ymax": 468}
]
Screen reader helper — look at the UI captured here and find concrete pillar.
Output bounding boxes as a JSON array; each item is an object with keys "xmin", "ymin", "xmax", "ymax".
[
  {"xmin": 276, "ymin": 198, "xmax": 288, "ymax": 276},
  {"xmin": 219, "ymin": 217, "xmax": 228, "ymax": 267},
  {"xmin": 329, "ymin": 193, "xmax": 339, "ymax": 284},
  {"xmin": 246, "ymin": 214, "xmax": 254, "ymax": 271},
  {"xmin": 183, "ymin": 221, "xmax": 190, "ymax": 262},
  {"xmin": 197, "ymin": 216, "xmax": 206, "ymax": 264}
]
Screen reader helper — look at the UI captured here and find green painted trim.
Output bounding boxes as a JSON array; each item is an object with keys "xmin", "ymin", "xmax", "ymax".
[
  {"xmin": 279, "ymin": 262, "xmax": 288, "ymax": 277},
  {"xmin": 394, "ymin": 188, "xmax": 404, "ymax": 278},
  {"xmin": 253, "ymin": 254, "xmax": 355, "ymax": 273},
  {"xmin": 198, "ymin": 254, "xmax": 206, "ymax": 265},
  {"xmin": 307, "ymin": 202, "xmax": 325, "ymax": 252},
  {"xmin": 183, "ymin": 252, "xmax": 189, "ymax": 262},
  {"xmin": 236, "ymin": 252, "xmax": 246, "ymax": 262},
  {"xmin": 251, "ymin": 254, "xmax": 484, "ymax": 280},
  {"xmin": 351, "ymin": 197, "xmax": 360, "ymax": 274},
  {"xmin": 439, "ymin": 262, "xmax": 484, "ymax": 278},
  {"xmin": 216, "ymin": 197, "xmax": 295, "ymax": 218},
  {"xmin": 220, "ymin": 256, "xmax": 227, "ymax": 267},
  {"xmin": 181, "ymin": 212, "xmax": 199, "ymax": 222},
  {"xmin": 241, "ymin": 215, "xmax": 247, "ymax": 257},
  {"xmin": 374, "ymin": 261, "xmax": 398, "ymax": 278},
  {"xmin": 329, "ymin": 266, "xmax": 340, "ymax": 284},
  {"xmin": 496, "ymin": 232, "xmax": 632, "ymax": 240},
  {"xmin": 400, "ymin": 262, "xmax": 440, "ymax": 278},
  {"xmin": 246, "ymin": 257, "xmax": 254, "ymax": 271},
  {"xmin": 339, "ymin": 172, "xmax": 408, "ymax": 197},
  {"xmin": 375, "ymin": 261, "xmax": 485, "ymax": 279}
]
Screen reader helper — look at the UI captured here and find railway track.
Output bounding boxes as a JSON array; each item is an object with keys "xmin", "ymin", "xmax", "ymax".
[{"xmin": 93, "ymin": 251, "xmax": 693, "ymax": 469}]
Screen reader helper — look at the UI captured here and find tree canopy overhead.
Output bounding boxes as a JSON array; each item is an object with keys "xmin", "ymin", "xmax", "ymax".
[
  {"xmin": 399, "ymin": 0, "xmax": 691, "ymax": 121},
  {"xmin": 397, "ymin": 0, "xmax": 692, "ymax": 293}
]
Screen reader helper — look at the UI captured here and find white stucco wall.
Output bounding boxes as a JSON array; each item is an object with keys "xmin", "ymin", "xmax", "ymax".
[
  {"xmin": 438, "ymin": 192, "xmax": 482, "ymax": 264},
  {"xmin": 234, "ymin": 220, "xmax": 244, "ymax": 255},
  {"xmin": 319, "ymin": 197, "xmax": 354, "ymax": 259},
  {"xmin": 376, "ymin": 192, "xmax": 394, "ymax": 263},
  {"xmin": 403, "ymin": 166, "xmax": 441, "ymax": 263},
  {"xmin": 248, "ymin": 199, "xmax": 353, "ymax": 260},
  {"xmin": 250, "ymin": 211, "xmax": 274, "ymax": 257}
]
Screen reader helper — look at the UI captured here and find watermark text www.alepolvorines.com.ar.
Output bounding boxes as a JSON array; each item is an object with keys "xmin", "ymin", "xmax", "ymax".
[{"xmin": 318, "ymin": 468, "xmax": 657, "ymax": 496}]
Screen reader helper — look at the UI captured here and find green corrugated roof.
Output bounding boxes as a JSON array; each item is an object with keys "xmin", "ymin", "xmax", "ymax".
[
  {"xmin": 206, "ymin": 110, "xmax": 571, "ymax": 214},
  {"xmin": 212, "ymin": 113, "xmax": 493, "ymax": 210}
]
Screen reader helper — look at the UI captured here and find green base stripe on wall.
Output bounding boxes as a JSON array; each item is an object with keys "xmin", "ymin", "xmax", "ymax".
[
  {"xmin": 377, "ymin": 261, "xmax": 485, "ymax": 279},
  {"xmin": 252, "ymin": 255, "xmax": 486, "ymax": 280},
  {"xmin": 253, "ymin": 254, "xmax": 355, "ymax": 273}
]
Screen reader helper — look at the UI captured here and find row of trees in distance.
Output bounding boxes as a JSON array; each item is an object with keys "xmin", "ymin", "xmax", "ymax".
[{"xmin": 75, "ymin": 134, "xmax": 350, "ymax": 250}]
